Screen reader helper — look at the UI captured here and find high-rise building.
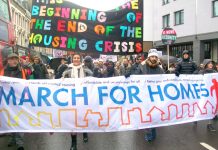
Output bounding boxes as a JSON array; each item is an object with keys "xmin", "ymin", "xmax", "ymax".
[{"xmin": 144, "ymin": 0, "xmax": 218, "ymax": 64}]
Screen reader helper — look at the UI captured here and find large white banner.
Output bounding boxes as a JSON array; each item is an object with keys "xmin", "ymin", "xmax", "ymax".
[{"xmin": 0, "ymin": 74, "xmax": 218, "ymax": 133}]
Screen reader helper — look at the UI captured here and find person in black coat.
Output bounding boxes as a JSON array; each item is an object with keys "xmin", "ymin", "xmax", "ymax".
[
  {"xmin": 55, "ymin": 58, "xmax": 68, "ymax": 79},
  {"xmin": 32, "ymin": 56, "xmax": 49, "ymax": 79},
  {"xmin": 175, "ymin": 50, "xmax": 197, "ymax": 76}
]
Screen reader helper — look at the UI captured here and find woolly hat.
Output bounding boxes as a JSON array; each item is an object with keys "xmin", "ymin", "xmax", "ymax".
[
  {"xmin": 182, "ymin": 50, "xmax": 189, "ymax": 55},
  {"xmin": 148, "ymin": 49, "xmax": 159, "ymax": 58},
  {"xmin": 7, "ymin": 53, "xmax": 19, "ymax": 59},
  {"xmin": 20, "ymin": 56, "xmax": 27, "ymax": 60},
  {"xmin": 84, "ymin": 56, "xmax": 93, "ymax": 62}
]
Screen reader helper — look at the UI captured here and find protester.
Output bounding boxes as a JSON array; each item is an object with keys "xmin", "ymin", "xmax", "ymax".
[
  {"xmin": 62, "ymin": 54, "xmax": 93, "ymax": 150},
  {"xmin": 46, "ymin": 65, "xmax": 55, "ymax": 79},
  {"xmin": 120, "ymin": 58, "xmax": 131, "ymax": 77},
  {"xmin": 130, "ymin": 55, "xmax": 143, "ymax": 75},
  {"xmin": 93, "ymin": 59, "xmax": 107, "ymax": 78},
  {"xmin": 175, "ymin": 50, "xmax": 197, "ymax": 76},
  {"xmin": 215, "ymin": 62, "xmax": 218, "ymax": 71},
  {"xmin": 104, "ymin": 61, "xmax": 119, "ymax": 77},
  {"xmin": 20, "ymin": 55, "xmax": 34, "ymax": 79},
  {"xmin": 199, "ymin": 59, "xmax": 217, "ymax": 132},
  {"xmin": 83, "ymin": 56, "xmax": 95, "ymax": 72},
  {"xmin": 32, "ymin": 55, "xmax": 49, "ymax": 79},
  {"xmin": 166, "ymin": 63, "xmax": 176, "ymax": 74},
  {"xmin": 142, "ymin": 49, "xmax": 164, "ymax": 142},
  {"xmin": 55, "ymin": 58, "xmax": 68, "ymax": 79},
  {"xmin": 115, "ymin": 61, "xmax": 121, "ymax": 76},
  {"xmin": 0, "ymin": 53, "xmax": 25, "ymax": 150}
]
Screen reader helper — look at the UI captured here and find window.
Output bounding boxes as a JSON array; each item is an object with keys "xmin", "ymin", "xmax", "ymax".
[
  {"xmin": 204, "ymin": 42, "xmax": 211, "ymax": 59},
  {"xmin": 0, "ymin": 20, "xmax": 9, "ymax": 42},
  {"xmin": 174, "ymin": 10, "xmax": 184, "ymax": 25},
  {"xmin": 213, "ymin": 0, "xmax": 218, "ymax": 17},
  {"xmin": 0, "ymin": 0, "xmax": 10, "ymax": 21},
  {"xmin": 163, "ymin": 0, "xmax": 169, "ymax": 5},
  {"xmin": 162, "ymin": 14, "xmax": 170, "ymax": 28}
]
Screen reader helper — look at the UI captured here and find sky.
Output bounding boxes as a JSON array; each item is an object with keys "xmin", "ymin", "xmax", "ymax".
[{"xmin": 28, "ymin": 0, "xmax": 131, "ymax": 11}]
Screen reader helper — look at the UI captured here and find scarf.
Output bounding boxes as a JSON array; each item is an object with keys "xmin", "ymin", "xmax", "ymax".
[{"xmin": 71, "ymin": 65, "xmax": 85, "ymax": 78}]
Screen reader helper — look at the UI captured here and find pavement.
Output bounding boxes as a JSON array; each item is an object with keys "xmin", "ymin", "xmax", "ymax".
[{"xmin": 0, "ymin": 120, "xmax": 217, "ymax": 150}]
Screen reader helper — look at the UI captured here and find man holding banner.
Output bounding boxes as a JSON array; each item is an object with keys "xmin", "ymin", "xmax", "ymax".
[
  {"xmin": 0, "ymin": 53, "xmax": 25, "ymax": 150},
  {"xmin": 142, "ymin": 49, "xmax": 164, "ymax": 142}
]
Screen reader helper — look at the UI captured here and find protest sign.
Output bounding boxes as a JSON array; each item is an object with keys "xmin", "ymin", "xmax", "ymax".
[
  {"xmin": 0, "ymin": 74, "xmax": 217, "ymax": 133},
  {"xmin": 29, "ymin": 0, "xmax": 143, "ymax": 55}
]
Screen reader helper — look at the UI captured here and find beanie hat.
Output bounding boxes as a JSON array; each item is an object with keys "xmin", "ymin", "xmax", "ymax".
[
  {"xmin": 7, "ymin": 53, "xmax": 19, "ymax": 59},
  {"xmin": 148, "ymin": 49, "xmax": 159, "ymax": 58},
  {"xmin": 182, "ymin": 50, "xmax": 189, "ymax": 55},
  {"xmin": 84, "ymin": 56, "xmax": 93, "ymax": 62},
  {"xmin": 20, "ymin": 56, "xmax": 27, "ymax": 60}
]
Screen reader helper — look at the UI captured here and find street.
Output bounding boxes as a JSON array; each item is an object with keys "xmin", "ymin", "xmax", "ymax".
[{"xmin": 0, "ymin": 120, "xmax": 217, "ymax": 150}]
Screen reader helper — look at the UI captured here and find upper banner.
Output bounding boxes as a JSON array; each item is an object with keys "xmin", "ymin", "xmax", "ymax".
[
  {"xmin": 29, "ymin": 0, "xmax": 143, "ymax": 55},
  {"xmin": 0, "ymin": 74, "xmax": 218, "ymax": 133}
]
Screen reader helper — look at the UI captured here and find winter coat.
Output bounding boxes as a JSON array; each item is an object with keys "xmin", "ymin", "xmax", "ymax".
[
  {"xmin": 62, "ymin": 65, "xmax": 93, "ymax": 78},
  {"xmin": 1, "ymin": 65, "xmax": 26, "ymax": 79},
  {"xmin": 130, "ymin": 63, "xmax": 144, "ymax": 75},
  {"xmin": 175, "ymin": 58, "xmax": 197, "ymax": 74},
  {"xmin": 142, "ymin": 59, "xmax": 164, "ymax": 74},
  {"xmin": 104, "ymin": 68, "xmax": 119, "ymax": 77},
  {"xmin": 32, "ymin": 63, "xmax": 49, "ymax": 79},
  {"xmin": 55, "ymin": 64, "xmax": 68, "ymax": 79},
  {"xmin": 199, "ymin": 59, "xmax": 217, "ymax": 74},
  {"xmin": 120, "ymin": 64, "xmax": 131, "ymax": 76}
]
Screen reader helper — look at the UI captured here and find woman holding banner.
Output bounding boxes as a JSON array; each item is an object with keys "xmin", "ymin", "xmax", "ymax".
[{"xmin": 62, "ymin": 53, "xmax": 93, "ymax": 150}]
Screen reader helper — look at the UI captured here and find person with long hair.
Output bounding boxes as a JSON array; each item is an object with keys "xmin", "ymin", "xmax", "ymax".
[{"xmin": 62, "ymin": 54, "xmax": 93, "ymax": 150}]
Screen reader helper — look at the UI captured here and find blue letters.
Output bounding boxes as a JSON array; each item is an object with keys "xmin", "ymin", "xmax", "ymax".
[
  {"xmin": 53, "ymin": 88, "xmax": 69, "ymax": 106},
  {"xmin": 200, "ymin": 84, "xmax": 209, "ymax": 97},
  {"xmin": 72, "ymin": 87, "xmax": 88, "ymax": 105},
  {"xmin": 98, "ymin": 86, "xmax": 108, "ymax": 105},
  {"xmin": 110, "ymin": 86, "xmax": 126, "ymax": 105},
  {"xmin": 180, "ymin": 83, "xmax": 195, "ymax": 99},
  {"xmin": 19, "ymin": 87, "xmax": 35, "ymax": 106},
  {"xmin": 164, "ymin": 84, "xmax": 180, "ymax": 100},
  {"xmin": 0, "ymin": 86, "xmax": 16, "ymax": 105},
  {"xmin": 192, "ymin": 84, "xmax": 201, "ymax": 99},
  {"xmin": 127, "ymin": 86, "xmax": 142, "ymax": 103},
  {"xmin": 148, "ymin": 85, "xmax": 164, "ymax": 102},
  {"xmin": 38, "ymin": 87, "xmax": 52, "ymax": 106}
]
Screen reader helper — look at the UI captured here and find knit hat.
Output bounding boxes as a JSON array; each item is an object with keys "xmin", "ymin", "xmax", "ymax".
[
  {"xmin": 20, "ymin": 56, "xmax": 27, "ymax": 60},
  {"xmin": 148, "ymin": 49, "xmax": 159, "ymax": 58},
  {"xmin": 182, "ymin": 50, "xmax": 189, "ymax": 55},
  {"xmin": 7, "ymin": 53, "xmax": 19, "ymax": 59},
  {"xmin": 84, "ymin": 56, "xmax": 93, "ymax": 62}
]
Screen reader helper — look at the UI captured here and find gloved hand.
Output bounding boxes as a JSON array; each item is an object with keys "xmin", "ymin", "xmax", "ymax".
[
  {"xmin": 175, "ymin": 72, "xmax": 180, "ymax": 77},
  {"xmin": 124, "ymin": 72, "xmax": 131, "ymax": 78}
]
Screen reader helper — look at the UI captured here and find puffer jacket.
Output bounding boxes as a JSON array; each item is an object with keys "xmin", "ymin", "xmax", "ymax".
[{"xmin": 175, "ymin": 59, "xmax": 197, "ymax": 74}]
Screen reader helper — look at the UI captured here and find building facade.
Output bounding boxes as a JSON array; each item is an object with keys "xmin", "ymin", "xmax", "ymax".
[
  {"xmin": 10, "ymin": 0, "xmax": 31, "ymax": 55},
  {"xmin": 145, "ymin": 0, "xmax": 218, "ymax": 64}
]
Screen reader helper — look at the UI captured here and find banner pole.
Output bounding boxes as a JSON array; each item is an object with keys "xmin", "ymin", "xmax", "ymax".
[{"xmin": 167, "ymin": 44, "xmax": 170, "ymax": 70}]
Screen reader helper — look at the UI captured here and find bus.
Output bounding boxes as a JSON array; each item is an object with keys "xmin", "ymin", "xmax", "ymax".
[{"xmin": 0, "ymin": 0, "xmax": 15, "ymax": 68}]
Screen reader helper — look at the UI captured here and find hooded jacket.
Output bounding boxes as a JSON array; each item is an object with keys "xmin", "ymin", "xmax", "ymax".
[{"xmin": 198, "ymin": 59, "xmax": 217, "ymax": 74}]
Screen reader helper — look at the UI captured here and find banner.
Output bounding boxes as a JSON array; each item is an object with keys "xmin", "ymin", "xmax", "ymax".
[
  {"xmin": 29, "ymin": 0, "xmax": 143, "ymax": 55},
  {"xmin": 0, "ymin": 74, "xmax": 218, "ymax": 133}
]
